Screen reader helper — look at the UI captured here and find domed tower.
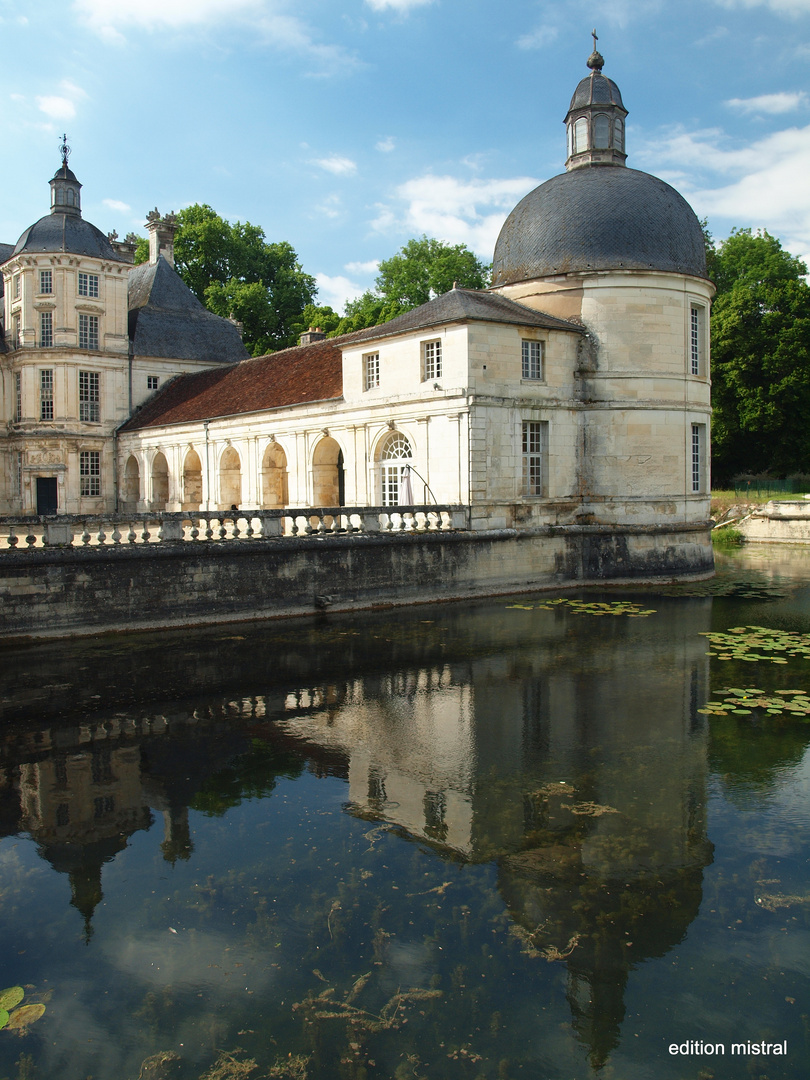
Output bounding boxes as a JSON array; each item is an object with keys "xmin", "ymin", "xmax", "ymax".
[{"xmin": 491, "ymin": 41, "xmax": 714, "ymax": 555}]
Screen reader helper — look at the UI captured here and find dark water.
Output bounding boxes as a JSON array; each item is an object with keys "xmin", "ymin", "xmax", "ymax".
[{"xmin": 1, "ymin": 547, "xmax": 810, "ymax": 1080}]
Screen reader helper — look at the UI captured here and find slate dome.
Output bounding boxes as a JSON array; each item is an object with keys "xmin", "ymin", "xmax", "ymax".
[
  {"xmin": 491, "ymin": 166, "xmax": 708, "ymax": 285},
  {"xmin": 13, "ymin": 214, "xmax": 124, "ymax": 261}
]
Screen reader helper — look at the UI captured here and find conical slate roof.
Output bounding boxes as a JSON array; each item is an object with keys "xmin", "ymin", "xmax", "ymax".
[{"xmin": 128, "ymin": 256, "xmax": 248, "ymax": 364}]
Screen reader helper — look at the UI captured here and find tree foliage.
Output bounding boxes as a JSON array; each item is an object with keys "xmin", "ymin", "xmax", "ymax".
[
  {"xmin": 136, "ymin": 204, "xmax": 316, "ymax": 355},
  {"xmin": 333, "ymin": 236, "xmax": 491, "ymax": 335},
  {"xmin": 709, "ymin": 228, "xmax": 810, "ymax": 482}
]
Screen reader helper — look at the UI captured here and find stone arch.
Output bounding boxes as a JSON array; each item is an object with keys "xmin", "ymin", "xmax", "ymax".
[
  {"xmin": 219, "ymin": 445, "xmax": 242, "ymax": 509},
  {"xmin": 262, "ymin": 442, "xmax": 289, "ymax": 508},
  {"xmin": 122, "ymin": 455, "xmax": 140, "ymax": 511},
  {"xmin": 151, "ymin": 451, "xmax": 169, "ymax": 511},
  {"xmin": 182, "ymin": 448, "xmax": 202, "ymax": 511},
  {"xmin": 376, "ymin": 430, "xmax": 413, "ymax": 506},
  {"xmin": 312, "ymin": 436, "xmax": 344, "ymax": 507}
]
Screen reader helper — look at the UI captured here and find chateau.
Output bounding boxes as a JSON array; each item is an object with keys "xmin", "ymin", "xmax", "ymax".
[{"xmin": 1, "ymin": 46, "xmax": 714, "ymax": 578}]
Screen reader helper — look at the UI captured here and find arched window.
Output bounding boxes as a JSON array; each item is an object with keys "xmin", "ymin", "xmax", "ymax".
[
  {"xmin": 613, "ymin": 117, "xmax": 624, "ymax": 153},
  {"xmin": 567, "ymin": 123, "xmax": 574, "ymax": 160},
  {"xmin": 574, "ymin": 117, "xmax": 589, "ymax": 155},
  {"xmin": 593, "ymin": 113, "xmax": 610, "ymax": 149},
  {"xmin": 379, "ymin": 432, "xmax": 412, "ymax": 507}
]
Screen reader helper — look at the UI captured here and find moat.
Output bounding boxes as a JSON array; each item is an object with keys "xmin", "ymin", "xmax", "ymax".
[{"xmin": 0, "ymin": 546, "xmax": 809, "ymax": 1079}]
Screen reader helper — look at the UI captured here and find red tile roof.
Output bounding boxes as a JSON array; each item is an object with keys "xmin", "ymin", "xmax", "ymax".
[{"xmin": 120, "ymin": 338, "xmax": 344, "ymax": 431}]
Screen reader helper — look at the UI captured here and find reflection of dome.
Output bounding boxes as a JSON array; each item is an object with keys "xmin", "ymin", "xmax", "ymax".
[{"xmin": 492, "ymin": 167, "xmax": 708, "ymax": 285}]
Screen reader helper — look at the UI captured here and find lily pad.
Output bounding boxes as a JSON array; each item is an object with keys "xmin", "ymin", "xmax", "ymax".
[
  {"xmin": 6, "ymin": 1004, "xmax": 45, "ymax": 1031},
  {"xmin": 0, "ymin": 988, "xmax": 24, "ymax": 1012},
  {"xmin": 0, "ymin": 1011, "xmax": 8, "ymax": 1031}
]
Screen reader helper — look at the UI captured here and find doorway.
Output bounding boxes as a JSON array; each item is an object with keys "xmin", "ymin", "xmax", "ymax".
[{"xmin": 36, "ymin": 477, "xmax": 58, "ymax": 516}]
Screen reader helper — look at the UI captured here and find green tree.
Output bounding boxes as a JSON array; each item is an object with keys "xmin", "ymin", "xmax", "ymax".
[
  {"xmin": 333, "ymin": 236, "xmax": 491, "ymax": 334},
  {"xmin": 136, "ymin": 204, "xmax": 316, "ymax": 355},
  {"xmin": 710, "ymin": 228, "xmax": 810, "ymax": 481}
]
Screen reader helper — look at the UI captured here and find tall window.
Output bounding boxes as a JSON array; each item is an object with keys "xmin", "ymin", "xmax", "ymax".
[
  {"xmin": 574, "ymin": 116, "xmax": 588, "ymax": 154},
  {"xmin": 613, "ymin": 117, "xmax": 624, "ymax": 152},
  {"xmin": 79, "ymin": 370, "xmax": 100, "ymax": 422},
  {"xmin": 593, "ymin": 113, "xmax": 610, "ymax": 148},
  {"xmin": 13, "ymin": 274, "xmax": 20, "ymax": 299},
  {"xmin": 522, "ymin": 340, "xmax": 544, "ymax": 380},
  {"xmin": 522, "ymin": 420, "xmax": 548, "ymax": 496},
  {"xmin": 39, "ymin": 270, "xmax": 53, "ymax": 294},
  {"xmin": 14, "ymin": 452, "xmax": 22, "ymax": 498},
  {"xmin": 691, "ymin": 424, "xmax": 705, "ymax": 493},
  {"xmin": 380, "ymin": 432, "xmax": 412, "ymax": 506},
  {"xmin": 40, "ymin": 311, "xmax": 53, "ymax": 348},
  {"xmin": 79, "ymin": 314, "xmax": 99, "ymax": 350},
  {"xmin": 14, "ymin": 373, "xmax": 21, "ymax": 422},
  {"xmin": 423, "ymin": 340, "xmax": 441, "ymax": 381},
  {"xmin": 364, "ymin": 352, "xmax": 380, "ymax": 390},
  {"xmin": 690, "ymin": 304, "xmax": 705, "ymax": 376},
  {"xmin": 12, "ymin": 315, "xmax": 20, "ymax": 349},
  {"xmin": 40, "ymin": 369, "xmax": 54, "ymax": 421},
  {"xmin": 78, "ymin": 272, "xmax": 99, "ymax": 298},
  {"xmin": 80, "ymin": 450, "xmax": 101, "ymax": 497}
]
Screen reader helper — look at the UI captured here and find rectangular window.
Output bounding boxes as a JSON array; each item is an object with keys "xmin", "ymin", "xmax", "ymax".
[
  {"xmin": 13, "ymin": 274, "xmax": 20, "ymax": 300},
  {"xmin": 12, "ymin": 315, "xmax": 20, "ymax": 350},
  {"xmin": 79, "ymin": 313, "xmax": 99, "ymax": 350},
  {"xmin": 689, "ymin": 303, "xmax": 705, "ymax": 376},
  {"xmin": 39, "ymin": 269, "xmax": 53, "ymax": 294},
  {"xmin": 522, "ymin": 339, "xmax": 544, "ymax": 380},
  {"xmin": 14, "ymin": 452, "xmax": 22, "ymax": 497},
  {"xmin": 78, "ymin": 272, "xmax": 99, "ymax": 298},
  {"xmin": 364, "ymin": 352, "xmax": 380, "ymax": 390},
  {"xmin": 691, "ymin": 423, "xmax": 705, "ymax": 493},
  {"xmin": 14, "ymin": 372, "xmax": 21, "ymax": 422},
  {"xmin": 80, "ymin": 450, "xmax": 101, "ymax": 497},
  {"xmin": 522, "ymin": 420, "xmax": 548, "ymax": 496},
  {"xmin": 40, "ymin": 369, "xmax": 53, "ymax": 421},
  {"xmin": 79, "ymin": 370, "xmax": 100, "ymax": 422},
  {"xmin": 423, "ymin": 339, "xmax": 442, "ymax": 381},
  {"xmin": 147, "ymin": 375, "xmax": 159, "ymax": 391},
  {"xmin": 40, "ymin": 310, "xmax": 53, "ymax": 348}
]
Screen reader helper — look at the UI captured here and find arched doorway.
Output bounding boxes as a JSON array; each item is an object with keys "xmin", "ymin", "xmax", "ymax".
[
  {"xmin": 262, "ymin": 443, "xmax": 289, "ymax": 507},
  {"xmin": 182, "ymin": 449, "xmax": 202, "ymax": 511},
  {"xmin": 378, "ymin": 432, "xmax": 412, "ymax": 506},
  {"xmin": 151, "ymin": 452, "xmax": 169, "ymax": 511},
  {"xmin": 219, "ymin": 446, "xmax": 242, "ymax": 509},
  {"xmin": 312, "ymin": 437, "xmax": 344, "ymax": 506},
  {"xmin": 123, "ymin": 455, "xmax": 140, "ymax": 510}
]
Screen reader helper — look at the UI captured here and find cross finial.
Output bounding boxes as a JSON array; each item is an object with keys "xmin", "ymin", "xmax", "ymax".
[
  {"xmin": 60, "ymin": 133, "xmax": 71, "ymax": 167},
  {"xmin": 592, "ymin": 28, "xmax": 598, "ymax": 51}
]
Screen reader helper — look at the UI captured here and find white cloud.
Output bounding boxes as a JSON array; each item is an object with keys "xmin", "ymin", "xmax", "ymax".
[
  {"xmin": 376, "ymin": 173, "xmax": 538, "ymax": 257},
  {"xmin": 345, "ymin": 259, "xmax": 380, "ymax": 274},
  {"xmin": 315, "ymin": 271, "xmax": 366, "ymax": 311},
  {"xmin": 365, "ymin": 0, "xmax": 433, "ymax": 10},
  {"xmin": 36, "ymin": 95, "xmax": 76, "ymax": 120},
  {"xmin": 312, "ymin": 155, "xmax": 358, "ymax": 175},
  {"xmin": 715, "ymin": 0, "xmax": 810, "ymax": 14},
  {"xmin": 314, "ymin": 194, "xmax": 344, "ymax": 220},
  {"xmin": 103, "ymin": 198, "xmax": 131, "ymax": 212},
  {"xmin": 517, "ymin": 24, "xmax": 559, "ymax": 50},
  {"xmin": 73, "ymin": 0, "xmax": 360, "ymax": 73},
  {"xmin": 726, "ymin": 91, "xmax": 807, "ymax": 114},
  {"xmin": 376, "ymin": 136, "xmax": 396, "ymax": 153},
  {"xmin": 639, "ymin": 122, "xmax": 810, "ymax": 260}
]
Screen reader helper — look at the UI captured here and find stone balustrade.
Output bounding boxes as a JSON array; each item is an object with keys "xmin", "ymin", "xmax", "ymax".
[{"xmin": 0, "ymin": 505, "xmax": 469, "ymax": 550}]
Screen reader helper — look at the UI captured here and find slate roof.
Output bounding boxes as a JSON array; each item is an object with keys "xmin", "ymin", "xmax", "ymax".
[
  {"xmin": 492, "ymin": 165, "xmax": 708, "ymax": 286},
  {"xmin": 128, "ymin": 256, "xmax": 248, "ymax": 365},
  {"xmin": 120, "ymin": 337, "xmax": 344, "ymax": 432},
  {"xmin": 13, "ymin": 214, "xmax": 125, "ymax": 261},
  {"xmin": 568, "ymin": 71, "xmax": 625, "ymax": 112},
  {"xmin": 343, "ymin": 287, "xmax": 584, "ymax": 346},
  {"xmin": 0, "ymin": 243, "xmax": 14, "ymax": 267}
]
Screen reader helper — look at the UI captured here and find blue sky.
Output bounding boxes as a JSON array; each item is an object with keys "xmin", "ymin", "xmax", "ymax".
[{"xmin": 2, "ymin": 0, "xmax": 810, "ymax": 310}]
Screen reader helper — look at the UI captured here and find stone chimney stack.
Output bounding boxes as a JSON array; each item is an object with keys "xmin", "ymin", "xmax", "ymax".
[
  {"xmin": 145, "ymin": 209, "xmax": 179, "ymax": 266},
  {"xmin": 299, "ymin": 326, "xmax": 327, "ymax": 346}
]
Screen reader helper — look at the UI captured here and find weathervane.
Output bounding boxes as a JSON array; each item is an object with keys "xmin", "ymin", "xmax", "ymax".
[{"xmin": 60, "ymin": 133, "xmax": 71, "ymax": 167}]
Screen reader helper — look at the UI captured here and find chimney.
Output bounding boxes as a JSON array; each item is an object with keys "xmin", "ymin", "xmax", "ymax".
[
  {"xmin": 299, "ymin": 326, "xmax": 327, "ymax": 346},
  {"xmin": 145, "ymin": 209, "xmax": 179, "ymax": 266}
]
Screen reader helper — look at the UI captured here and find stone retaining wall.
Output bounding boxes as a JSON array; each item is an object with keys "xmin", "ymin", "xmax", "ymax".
[{"xmin": 0, "ymin": 523, "xmax": 713, "ymax": 642}]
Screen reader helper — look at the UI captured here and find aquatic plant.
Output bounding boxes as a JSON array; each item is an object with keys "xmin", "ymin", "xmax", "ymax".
[
  {"xmin": 506, "ymin": 599, "xmax": 656, "ymax": 617},
  {"xmin": 700, "ymin": 625, "xmax": 810, "ymax": 664},
  {"xmin": 700, "ymin": 687, "xmax": 810, "ymax": 718}
]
